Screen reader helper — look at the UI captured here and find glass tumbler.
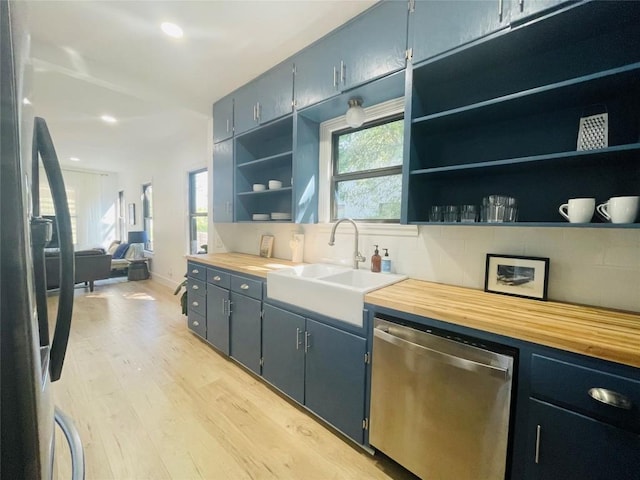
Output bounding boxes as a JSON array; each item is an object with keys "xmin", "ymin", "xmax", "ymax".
[
  {"xmin": 443, "ymin": 205, "xmax": 459, "ymax": 222},
  {"xmin": 429, "ymin": 205, "xmax": 443, "ymax": 222},
  {"xmin": 460, "ymin": 205, "xmax": 478, "ymax": 223}
]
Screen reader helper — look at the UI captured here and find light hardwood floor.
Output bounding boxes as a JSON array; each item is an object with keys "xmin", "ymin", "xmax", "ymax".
[{"xmin": 50, "ymin": 278, "xmax": 416, "ymax": 480}]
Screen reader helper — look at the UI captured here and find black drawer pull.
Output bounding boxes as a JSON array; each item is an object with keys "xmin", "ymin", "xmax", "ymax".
[{"xmin": 588, "ymin": 388, "xmax": 632, "ymax": 410}]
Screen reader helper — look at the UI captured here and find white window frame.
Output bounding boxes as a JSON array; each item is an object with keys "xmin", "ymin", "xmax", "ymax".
[{"xmin": 318, "ymin": 97, "xmax": 417, "ymax": 237}]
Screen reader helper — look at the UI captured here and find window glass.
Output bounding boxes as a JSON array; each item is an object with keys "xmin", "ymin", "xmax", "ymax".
[
  {"xmin": 331, "ymin": 116, "xmax": 403, "ymax": 222},
  {"xmin": 189, "ymin": 169, "xmax": 208, "ymax": 254},
  {"xmin": 142, "ymin": 183, "xmax": 153, "ymax": 251}
]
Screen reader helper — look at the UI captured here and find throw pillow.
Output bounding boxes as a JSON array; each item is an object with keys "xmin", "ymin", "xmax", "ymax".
[
  {"xmin": 107, "ymin": 241, "xmax": 121, "ymax": 255},
  {"xmin": 112, "ymin": 243, "xmax": 130, "ymax": 259}
]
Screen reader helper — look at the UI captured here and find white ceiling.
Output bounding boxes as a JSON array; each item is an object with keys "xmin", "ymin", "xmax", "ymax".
[{"xmin": 26, "ymin": 0, "xmax": 377, "ymax": 172}]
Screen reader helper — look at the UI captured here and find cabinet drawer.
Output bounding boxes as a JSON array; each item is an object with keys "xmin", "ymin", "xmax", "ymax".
[
  {"xmin": 207, "ymin": 268, "xmax": 231, "ymax": 289},
  {"xmin": 187, "ymin": 278, "xmax": 206, "ymax": 298},
  {"xmin": 531, "ymin": 354, "xmax": 640, "ymax": 432},
  {"xmin": 231, "ymin": 275, "xmax": 262, "ymax": 300},
  {"xmin": 187, "ymin": 262, "xmax": 206, "ymax": 281},
  {"xmin": 188, "ymin": 310, "xmax": 206, "ymax": 338},
  {"xmin": 188, "ymin": 295, "xmax": 205, "ymax": 317}
]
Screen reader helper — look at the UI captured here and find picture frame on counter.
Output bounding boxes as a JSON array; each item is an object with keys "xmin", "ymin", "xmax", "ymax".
[
  {"xmin": 484, "ymin": 254, "xmax": 550, "ymax": 301},
  {"xmin": 259, "ymin": 235, "xmax": 274, "ymax": 258}
]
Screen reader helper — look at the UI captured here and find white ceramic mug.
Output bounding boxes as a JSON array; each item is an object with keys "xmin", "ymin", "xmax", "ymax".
[
  {"xmin": 596, "ymin": 196, "xmax": 639, "ymax": 224},
  {"xmin": 558, "ymin": 198, "xmax": 595, "ymax": 223}
]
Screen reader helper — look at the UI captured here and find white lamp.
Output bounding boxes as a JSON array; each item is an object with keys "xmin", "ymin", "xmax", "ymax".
[{"xmin": 345, "ymin": 97, "xmax": 365, "ymax": 128}]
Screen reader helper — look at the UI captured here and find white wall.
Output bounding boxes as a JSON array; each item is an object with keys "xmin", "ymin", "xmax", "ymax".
[{"xmin": 213, "ymin": 222, "xmax": 640, "ymax": 313}]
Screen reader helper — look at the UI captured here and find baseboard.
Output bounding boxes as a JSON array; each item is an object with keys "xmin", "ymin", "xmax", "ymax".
[{"xmin": 151, "ymin": 272, "xmax": 182, "ymax": 291}]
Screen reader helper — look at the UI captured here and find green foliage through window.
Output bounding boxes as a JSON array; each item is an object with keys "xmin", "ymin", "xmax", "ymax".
[{"xmin": 332, "ymin": 116, "xmax": 403, "ymax": 221}]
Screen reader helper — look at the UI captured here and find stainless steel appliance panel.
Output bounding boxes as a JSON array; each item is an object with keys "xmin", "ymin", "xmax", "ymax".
[{"xmin": 370, "ymin": 318, "xmax": 514, "ymax": 480}]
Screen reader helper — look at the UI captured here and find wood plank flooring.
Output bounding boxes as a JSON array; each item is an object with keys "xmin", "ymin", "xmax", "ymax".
[{"xmin": 50, "ymin": 278, "xmax": 416, "ymax": 479}]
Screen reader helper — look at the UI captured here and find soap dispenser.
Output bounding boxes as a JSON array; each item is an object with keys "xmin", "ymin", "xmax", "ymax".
[
  {"xmin": 371, "ymin": 244, "xmax": 381, "ymax": 272},
  {"xmin": 381, "ymin": 248, "xmax": 392, "ymax": 273}
]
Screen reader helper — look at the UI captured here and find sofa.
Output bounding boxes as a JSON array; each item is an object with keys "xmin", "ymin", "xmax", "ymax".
[
  {"xmin": 45, "ymin": 249, "xmax": 112, "ymax": 292},
  {"xmin": 107, "ymin": 241, "xmax": 144, "ymax": 272}
]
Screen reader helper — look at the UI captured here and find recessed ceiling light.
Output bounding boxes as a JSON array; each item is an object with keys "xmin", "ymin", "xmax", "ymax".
[
  {"xmin": 23, "ymin": 97, "xmax": 31, "ymax": 105},
  {"xmin": 101, "ymin": 114, "xmax": 117, "ymax": 124},
  {"xmin": 161, "ymin": 21, "xmax": 183, "ymax": 38},
  {"xmin": 70, "ymin": 157, "xmax": 80, "ymax": 162}
]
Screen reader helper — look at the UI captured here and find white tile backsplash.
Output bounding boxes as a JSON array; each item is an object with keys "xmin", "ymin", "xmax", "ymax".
[{"xmin": 214, "ymin": 222, "xmax": 640, "ymax": 313}]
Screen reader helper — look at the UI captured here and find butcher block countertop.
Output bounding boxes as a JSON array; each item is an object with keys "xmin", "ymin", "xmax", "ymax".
[
  {"xmin": 186, "ymin": 253, "xmax": 302, "ymax": 279},
  {"xmin": 365, "ymin": 279, "xmax": 640, "ymax": 369}
]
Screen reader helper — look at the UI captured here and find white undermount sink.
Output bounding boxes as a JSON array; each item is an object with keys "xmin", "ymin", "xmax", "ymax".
[{"xmin": 267, "ymin": 264, "xmax": 407, "ymax": 326}]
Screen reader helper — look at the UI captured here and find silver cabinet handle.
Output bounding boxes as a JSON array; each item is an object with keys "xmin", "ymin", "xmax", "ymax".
[
  {"xmin": 240, "ymin": 283, "xmax": 249, "ymax": 290},
  {"xmin": 191, "ymin": 284, "xmax": 199, "ymax": 290},
  {"xmin": 252, "ymin": 104, "xmax": 257, "ymax": 121},
  {"xmin": 535, "ymin": 425, "xmax": 541, "ymax": 464},
  {"xmin": 227, "ymin": 301, "xmax": 233, "ymax": 315},
  {"xmin": 304, "ymin": 331, "xmax": 310, "ymax": 353},
  {"xmin": 192, "ymin": 268, "xmax": 199, "ymax": 274},
  {"xmin": 226, "ymin": 118, "xmax": 230, "ymax": 133},
  {"xmin": 340, "ymin": 60, "xmax": 345, "ymax": 84},
  {"xmin": 213, "ymin": 275, "xmax": 221, "ymax": 282},
  {"xmin": 192, "ymin": 301, "xmax": 199, "ymax": 307},
  {"xmin": 192, "ymin": 320, "xmax": 199, "ymax": 327},
  {"xmin": 296, "ymin": 328, "xmax": 302, "ymax": 350},
  {"xmin": 588, "ymin": 388, "xmax": 633, "ymax": 410},
  {"xmin": 333, "ymin": 66, "xmax": 338, "ymax": 87},
  {"xmin": 256, "ymin": 102, "xmax": 261, "ymax": 122},
  {"xmin": 519, "ymin": 0, "xmax": 524, "ymax": 12},
  {"xmin": 498, "ymin": 0, "xmax": 504, "ymax": 21},
  {"xmin": 221, "ymin": 298, "xmax": 226, "ymax": 315}
]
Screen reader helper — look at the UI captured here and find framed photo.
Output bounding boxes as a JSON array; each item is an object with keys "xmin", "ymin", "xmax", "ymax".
[
  {"xmin": 259, "ymin": 235, "xmax": 274, "ymax": 258},
  {"xmin": 128, "ymin": 203, "xmax": 136, "ymax": 225},
  {"xmin": 484, "ymin": 254, "xmax": 550, "ymax": 301}
]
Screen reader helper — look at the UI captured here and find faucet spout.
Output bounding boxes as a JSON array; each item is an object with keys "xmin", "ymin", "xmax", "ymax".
[{"xmin": 328, "ymin": 218, "xmax": 365, "ymax": 269}]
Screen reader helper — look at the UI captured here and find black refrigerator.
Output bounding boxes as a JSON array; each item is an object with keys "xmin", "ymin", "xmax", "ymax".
[{"xmin": 1, "ymin": 1, "xmax": 84, "ymax": 478}]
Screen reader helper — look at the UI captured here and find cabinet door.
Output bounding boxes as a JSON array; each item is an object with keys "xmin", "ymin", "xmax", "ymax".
[
  {"xmin": 206, "ymin": 284, "xmax": 230, "ymax": 355},
  {"xmin": 212, "ymin": 138, "xmax": 233, "ymax": 222},
  {"xmin": 510, "ymin": 0, "xmax": 571, "ymax": 23},
  {"xmin": 293, "ymin": 33, "xmax": 341, "ymax": 110},
  {"xmin": 258, "ymin": 62, "xmax": 294, "ymax": 125},
  {"xmin": 262, "ymin": 304, "xmax": 305, "ymax": 404},
  {"xmin": 527, "ymin": 399, "xmax": 640, "ymax": 480},
  {"xmin": 233, "ymin": 79, "xmax": 261, "ymax": 136},
  {"xmin": 229, "ymin": 292, "xmax": 262, "ymax": 375},
  {"xmin": 338, "ymin": 1, "xmax": 407, "ymax": 90},
  {"xmin": 411, "ymin": 0, "xmax": 510, "ymax": 64},
  {"xmin": 213, "ymin": 94, "xmax": 234, "ymax": 143},
  {"xmin": 304, "ymin": 318, "xmax": 367, "ymax": 443},
  {"xmin": 187, "ymin": 310, "xmax": 206, "ymax": 339}
]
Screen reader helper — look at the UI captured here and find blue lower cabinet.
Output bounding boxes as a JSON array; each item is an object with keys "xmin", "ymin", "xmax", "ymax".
[
  {"xmin": 304, "ymin": 318, "xmax": 367, "ymax": 444},
  {"xmin": 187, "ymin": 310, "xmax": 206, "ymax": 339},
  {"xmin": 262, "ymin": 304, "xmax": 305, "ymax": 404},
  {"xmin": 206, "ymin": 284, "xmax": 230, "ymax": 355},
  {"xmin": 526, "ymin": 399, "xmax": 640, "ymax": 480},
  {"xmin": 229, "ymin": 292, "xmax": 262, "ymax": 375}
]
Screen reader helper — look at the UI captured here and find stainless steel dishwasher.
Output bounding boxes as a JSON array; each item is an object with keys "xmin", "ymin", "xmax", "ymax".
[{"xmin": 370, "ymin": 318, "xmax": 515, "ymax": 480}]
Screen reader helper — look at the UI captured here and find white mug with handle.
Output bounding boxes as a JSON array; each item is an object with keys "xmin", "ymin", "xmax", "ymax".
[
  {"xmin": 558, "ymin": 198, "xmax": 595, "ymax": 223},
  {"xmin": 596, "ymin": 196, "xmax": 639, "ymax": 224}
]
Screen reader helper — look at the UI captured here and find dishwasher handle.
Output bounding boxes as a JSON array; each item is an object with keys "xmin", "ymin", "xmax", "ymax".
[{"xmin": 374, "ymin": 327, "xmax": 510, "ymax": 381}]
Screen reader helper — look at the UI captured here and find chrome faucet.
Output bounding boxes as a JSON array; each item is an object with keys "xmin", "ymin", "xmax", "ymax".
[{"xmin": 328, "ymin": 218, "xmax": 366, "ymax": 269}]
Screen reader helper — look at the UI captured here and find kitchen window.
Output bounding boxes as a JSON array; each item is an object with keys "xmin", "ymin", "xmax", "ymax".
[
  {"xmin": 188, "ymin": 168, "xmax": 208, "ymax": 254},
  {"xmin": 142, "ymin": 182, "xmax": 153, "ymax": 251},
  {"xmin": 331, "ymin": 115, "xmax": 403, "ymax": 222}
]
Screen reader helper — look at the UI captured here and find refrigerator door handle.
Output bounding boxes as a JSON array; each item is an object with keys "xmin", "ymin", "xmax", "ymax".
[
  {"xmin": 33, "ymin": 117, "xmax": 75, "ymax": 382},
  {"xmin": 55, "ymin": 407, "xmax": 85, "ymax": 480}
]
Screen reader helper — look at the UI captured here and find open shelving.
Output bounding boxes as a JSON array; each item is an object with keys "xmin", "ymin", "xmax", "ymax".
[
  {"xmin": 234, "ymin": 115, "xmax": 294, "ymax": 222},
  {"xmin": 403, "ymin": 3, "xmax": 640, "ymax": 226}
]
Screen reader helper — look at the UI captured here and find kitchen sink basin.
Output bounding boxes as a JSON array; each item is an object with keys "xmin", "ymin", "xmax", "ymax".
[{"xmin": 267, "ymin": 264, "xmax": 406, "ymax": 326}]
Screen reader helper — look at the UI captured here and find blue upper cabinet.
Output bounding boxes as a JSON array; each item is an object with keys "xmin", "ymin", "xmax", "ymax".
[
  {"xmin": 336, "ymin": 0, "xmax": 408, "ymax": 90},
  {"xmin": 411, "ymin": 0, "xmax": 511, "ymax": 65},
  {"xmin": 234, "ymin": 60, "xmax": 294, "ymax": 136},
  {"xmin": 295, "ymin": 1, "xmax": 408, "ymax": 110},
  {"xmin": 212, "ymin": 138, "xmax": 233, "ymax": 223},
  {"xmin": 510, "ymin": 0, "xmax": 573, "ymax": 23},
  {"xmin": 212, "ymin": 94, "xmax": 234, "ymax": 144}
]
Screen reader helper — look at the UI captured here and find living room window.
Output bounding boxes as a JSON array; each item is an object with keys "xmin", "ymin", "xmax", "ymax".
[
  {"xmin": 39, "ymin": 184, "xmax": 77, "ymax": 245},
  {"xmin": 142, "ymin": 183, "xmax": 153, "ymax": 251},
  {"xmin": 188, "ymin": 169, "xmax": 208, "ymax": 254}
]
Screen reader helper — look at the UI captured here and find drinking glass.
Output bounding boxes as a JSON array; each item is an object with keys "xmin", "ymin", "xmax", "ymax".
[
  {"xmin": 460, "ymin": 205, "xmax": 478, "ymax": 223},
  {"xmin": 443, "ymin": 205, "xmax": 459, "ymax": 223},
  {"xmin": 429, "ymin": 206, "xmax": 443, "ymax": 222}
]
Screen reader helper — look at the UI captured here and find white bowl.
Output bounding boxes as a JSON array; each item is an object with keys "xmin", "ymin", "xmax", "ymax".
[
  {"xmin": 253, "ymin": 184, "xmax": 266, "ymax": 192},
  {"xmin": 268, "ymin": 180, "xmax": 283, "ymax": 190}
]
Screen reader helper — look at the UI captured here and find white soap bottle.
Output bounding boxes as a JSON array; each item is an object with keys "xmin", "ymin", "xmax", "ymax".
[{"xmin": 381, "ymin": 248, "xmax": 392, "ymax": 273}]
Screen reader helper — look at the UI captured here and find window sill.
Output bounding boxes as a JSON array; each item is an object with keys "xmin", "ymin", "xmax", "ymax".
[{"xmin": 313, "ymin": 222, "xmax": 418, "ymax": 237}]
